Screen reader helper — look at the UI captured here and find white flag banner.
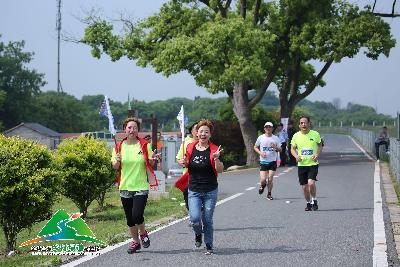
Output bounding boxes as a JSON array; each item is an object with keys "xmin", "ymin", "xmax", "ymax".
[
  {"xmin": 99, "ymin": 95, "xmax": 116, "ymax": 136},
  {"xmin": 176, "ymin": 105, "xmax": 185, "ymax": 139},
  {"xmin": 281, "ymin": 117, "xmax": 289, "ymax": 132}
]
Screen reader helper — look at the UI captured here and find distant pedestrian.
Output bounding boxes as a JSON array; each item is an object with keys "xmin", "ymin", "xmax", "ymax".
[
  {"xmin": 374, "ymin": 126, "xmax": 390, "ymax": 161},
  {"xmin": 254, "ymin": 122, "xmax": 282, "ymax": 200},
  {"xmin": 287, "ymin": 120, "xmax": 297, "ymax": 166},
  {"xmin": 175, "ymin": 121, "xmax": 199, "ymax": 210},
  {"xmin": 275, "ymin": 122, "xmax": 288, "ymax": 167},
  {"xmin": 177, "ymin": 119, "xmax": 224, "ymax": 255},
  {"xmin": 144, "ymin": 134, "xmax": 151, "ymax": 144},
  {"xmin": 112, "ymin": 117, "xmax": 159, "ymax": 253},
  {"xmin": 290, "ymin": 116, "xmax": 323, "ymax": 211}
]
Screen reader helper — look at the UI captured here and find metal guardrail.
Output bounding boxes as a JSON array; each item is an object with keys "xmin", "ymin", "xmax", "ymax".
[{"xmin": 351, "ymin": 128, "xmax": 400, "ymax": 182}]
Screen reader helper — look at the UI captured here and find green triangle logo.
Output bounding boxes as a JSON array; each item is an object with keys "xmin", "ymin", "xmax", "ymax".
[{"xmin": 19, "ymin": 209, "xmax": 106, "ymax": 247}]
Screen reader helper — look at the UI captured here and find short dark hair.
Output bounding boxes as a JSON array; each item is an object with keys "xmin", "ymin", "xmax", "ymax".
[
  {"xmin": 299, "ymin": 116, "xmax": 310, "ymax": 123},
  {"xmin": 188, "ymin": 121, "xmax": 199, "ymax": 133},
  {"xmin": 144, "ymin": 134, "xmax": 151, "ymax": 140},
  {"xmin": 123, "ymin": 117, "xmax": 140, "ymax": 130}
]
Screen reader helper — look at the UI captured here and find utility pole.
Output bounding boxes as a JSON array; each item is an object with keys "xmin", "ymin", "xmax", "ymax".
[{"xmin": 56, "ymin": 0, "xmax": 63, "ymax": 92}]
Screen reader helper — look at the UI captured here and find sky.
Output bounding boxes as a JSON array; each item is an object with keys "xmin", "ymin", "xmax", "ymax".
[{"xmin": 0, "ymin": 0, "xmax": 399, "ymax": 117}]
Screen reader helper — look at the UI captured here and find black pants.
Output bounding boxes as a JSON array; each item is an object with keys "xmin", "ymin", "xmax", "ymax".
[
  {"xmin": 375, "ymin": 141, "xmax": 389, "ymax": 159},
  {"xmin": 280, "ymin": 142, "xmax": 287, "ymax": 166},
  {"xmin": 288, "ymin": 144, "xmax": 296, "ymax": 166},
  {"xmin": 183, "ymin": 187, "xmax": 189, "ymax": 210},
  {"xmin": 121, "ymin": 195, "xmax": 148, "ymax": 227}
]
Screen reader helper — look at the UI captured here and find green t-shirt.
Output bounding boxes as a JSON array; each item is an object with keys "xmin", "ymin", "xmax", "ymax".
[
  {"xmin": 111, "ymin": 142, "xmax": 153, "ymax": 191},
  {"xmin": 291, "ymin": 130, "xmax": 321, "ymax": 166}
]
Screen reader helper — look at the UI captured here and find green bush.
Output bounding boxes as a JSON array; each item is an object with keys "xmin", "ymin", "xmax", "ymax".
[
  {"xmin": 54, "ymin": 136, "xmax": 115, "ymax": 218},
  {"xmin": 0, "ymin": 135, "xmax": 60, "ymax": 252}
]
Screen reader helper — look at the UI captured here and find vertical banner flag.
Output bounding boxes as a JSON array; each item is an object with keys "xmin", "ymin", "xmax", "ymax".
[
  {"xmin": 99, "ymin": 95, "xmax": 116, "ymax": 136},
  {"xmin": 281, "ymin": 118, "xmax": 289, "ymax": 132},
  {"xmin": 176, "ymin": 105, "xmax": 185, "ymax": 139}
]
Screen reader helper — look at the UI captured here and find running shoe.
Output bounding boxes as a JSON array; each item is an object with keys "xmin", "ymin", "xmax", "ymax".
[
  {"xmin": 267, "ymin": 193, "xmax": 273, "ymax": 200},
  {"xmin": 305, "ymin": 203, "xmax": 312, "ymax": 211},
  {"xmin": 127, "ymin": 240, "xmax": 141, "ymax": 254},
  {"xmin": 258, "ymin": 184, "xmax": 266, "ymax": 195},
  {"xmin": 140, "ymin": 230, "xmax": 150, "ymax": 248},
  {"xmin": 205, "ymin": 244, "xmax": 213, "ymax": 255},
  {"xmin": 195, "ymin": 234, "xmax": 202, "ymax": 248},
  {"xmin": 312, "ymin": 200, "xmax": 318, "ymax": 211}
]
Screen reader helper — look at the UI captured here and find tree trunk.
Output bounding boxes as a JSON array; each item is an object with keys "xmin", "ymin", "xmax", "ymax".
[
  {"xmin": 3, "ymin": 224, "xmax": 17, "ymax": 252},
  {"xmin": 280, "ymin": 101, "xmax": 295, "ymax": 119},
  {"xmin": 97, "ymin": 191, "xmax": 106, "ymax": 210},
  {"xmin": 231, "ymin": 82, "xmax": 259, "ymax": 166}
]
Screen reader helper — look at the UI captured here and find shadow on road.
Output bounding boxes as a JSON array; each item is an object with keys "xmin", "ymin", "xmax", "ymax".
[
  {"xmin": 214, "ymin": 226, "xmax": 282, "ymax": 232},
  {"xmin": 215, "ymin": 245, "xmax": 309, "ymax": 255},
  {"xmin": 317, "ymin": 207, "xmax": 372, "ymax": 212}
]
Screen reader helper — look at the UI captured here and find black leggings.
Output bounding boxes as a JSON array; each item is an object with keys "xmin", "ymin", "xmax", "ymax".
[
  {"xmin": 121, "ymin": 195, "xmax": 148, "ymax": 227},
  {"xmin": 183, "ymin": 187, "xmax": 189, "ymax": 210}
]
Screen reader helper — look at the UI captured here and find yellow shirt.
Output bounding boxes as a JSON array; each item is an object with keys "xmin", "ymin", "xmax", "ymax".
[
  {"xmin": 176, "ymin": 136, "xmax": 194, "ymax": 173},
  {"xmin": 111, "ymin": 142, "xmax": 152, "ymax": 191}
]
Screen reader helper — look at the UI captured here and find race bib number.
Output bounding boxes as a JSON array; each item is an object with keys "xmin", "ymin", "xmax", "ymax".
[{"xmin": 301, "ymin": 149, "xmax": 313, "ymax": 156}]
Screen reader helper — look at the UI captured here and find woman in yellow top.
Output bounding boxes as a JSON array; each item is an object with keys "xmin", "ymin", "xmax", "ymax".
[
  {"xmin": 175, "ymin": 122, "xmax": 198, "ymax": 210},
  {"xmin": 112, "ymin": 117, "xmax": 158, "ymax": 254}
]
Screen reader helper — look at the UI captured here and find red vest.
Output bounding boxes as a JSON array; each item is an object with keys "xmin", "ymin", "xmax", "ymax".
[
  {"xmin": 115, "ymin": 137, "xmax": 159, "ymax": 189},
  {"xmin": 174, "ymin": 141, "xmax": 219, "ymax": 192}
]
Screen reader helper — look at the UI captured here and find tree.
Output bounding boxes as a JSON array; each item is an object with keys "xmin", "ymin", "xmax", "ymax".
[
  {"xmin": 273, "ymin": 1, "xmax": 395, "ymax": 119},
  {"xmin": 332, "ymin": 97, "xmax": 341, "ymax": 110},
  {"xmin": 82, "ymin": 1, "xmax": 395, "ymax": 165},
  {"xmin": 0, "ymin": 37, "xmax": 45, "ymax": 129},
  {"xmin": 370, "ymin": 0, "xmax": 400, "ymax": 17},
  {"xmin": 28, "ymin": 91, "xmax": 101, "ymax": 133},
  {"xmin": 54, "ymin": 136, "xmax": 115, "ymax": 218},
  {"xmin": 0, "ymin": 135, "xmax": 60, "ymax": 252}
]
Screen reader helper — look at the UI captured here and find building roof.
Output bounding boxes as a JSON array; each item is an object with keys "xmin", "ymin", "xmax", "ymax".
[{"xmin": 4, "ymin": 122, "xmax": 61, "ymax": 137}]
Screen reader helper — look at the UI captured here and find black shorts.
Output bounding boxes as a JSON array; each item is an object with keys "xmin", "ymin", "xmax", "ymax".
[
  {"xmin": 298, "ymin": 165, "xmax": 319, "ymax": 185},
  {"xmin": 260, "ymin": 161, "xmax": 277, "ymax": 171}
]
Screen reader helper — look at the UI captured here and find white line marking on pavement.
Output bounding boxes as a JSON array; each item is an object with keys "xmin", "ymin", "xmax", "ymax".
[
  {"xmin": 62, "ymin": 192, "xmax": 245, "ymax": 267},
  {"xmin": 245, "ymin": 187, "xmax": 256, "ymax": 191},
  {"xmin": 349, "ymin": 136, "xmax": 373, "ymax": 161},
  {"xmin": 373, "ymin": 161, "xmax": 388, "ymax": 267},
  {"xmin": 216, "ymin": 193, "xmax": 244, "ymax": 206},
  {"xmin": 349, "ymin": 136, "xmax": 387, "ymax": 265}
]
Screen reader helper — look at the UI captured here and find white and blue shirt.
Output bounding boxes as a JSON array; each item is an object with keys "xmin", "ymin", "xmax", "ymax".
[{"xmin": 255, "ymin": 134, "xmax": 281, "ymax": 164}]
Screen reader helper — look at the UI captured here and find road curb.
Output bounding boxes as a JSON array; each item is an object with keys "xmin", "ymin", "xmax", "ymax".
[{"xmin": 380, "ymin": 162, "xmax": 400, "ymax": 260}]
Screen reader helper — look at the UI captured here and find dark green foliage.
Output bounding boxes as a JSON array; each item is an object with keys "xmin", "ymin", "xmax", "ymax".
[
  {"xmin": 54, "ymin": 136, "xmax": 115, "ymax": 218},
  {"xmin": 0, "ymin": 135, "xmax": 60, "ymax": 252},
  {"xmin": 0, "ymin": 37, "xmax": 45, "ymax": 130}
]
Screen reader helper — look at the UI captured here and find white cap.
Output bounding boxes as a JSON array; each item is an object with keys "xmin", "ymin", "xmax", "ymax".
[{"xmin": 264, "ymin": 122, "xmax": 273, "ymax": 127}]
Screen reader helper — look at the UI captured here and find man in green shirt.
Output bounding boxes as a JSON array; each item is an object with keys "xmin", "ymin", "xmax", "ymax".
[{"xmin": 290, "ymin": 116, "xmax": 323, "ymax": 211}]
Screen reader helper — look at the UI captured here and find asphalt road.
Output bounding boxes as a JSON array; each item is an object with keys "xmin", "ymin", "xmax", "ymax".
[{"xmin": 69, "ymin": 134, "xmax": 381, "ymax": 267}]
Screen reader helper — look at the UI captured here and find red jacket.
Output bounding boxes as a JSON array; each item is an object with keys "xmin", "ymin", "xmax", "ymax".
[
  {"xmin": 175, "ymin": 141, "xmax": 219, "ymax": 192},
  {"xmin": 115, "ymin": 137, "xmax": 159, "ymax": 189}
]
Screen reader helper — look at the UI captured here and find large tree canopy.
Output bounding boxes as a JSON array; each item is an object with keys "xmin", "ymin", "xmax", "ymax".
[
  {"xmin": 0, "ymin": 37, "xmax": 45, "ymax": 130},
  {"xmin": 83, "ymin": 0, "xmax": 395, "ymax": 165}
]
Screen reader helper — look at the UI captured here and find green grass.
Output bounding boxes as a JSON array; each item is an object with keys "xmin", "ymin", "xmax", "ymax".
[
  {"xmin": 0, "ymin": 186, "xmax": 187, "ymax": 267},
  {"xmin": 389, "ymin": 167, "xmax": 400, "ymax": 205},
  {"xmin": 315, "ymin": 125, "xmax": 398, "ymax": 138}
]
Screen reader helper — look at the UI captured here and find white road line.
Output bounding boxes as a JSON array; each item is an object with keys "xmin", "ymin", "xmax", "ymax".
[
  {"xmin": 349, "ymin": 136, "xmax": 387, "ymax": 265},
  {"xmin": 245, "ymin": 187, "xmax": 256, "ymax": 191},
  {"xmin": 349, "ymin": 136, "xmax": 373, "ymax": 160},
  {"xmin": 373, "ymin": 162, "xmax": 388, "ymax": 267},
  {"xmin": 62, "ymin": 192, "xmax": 244, "ymax": 267}
]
